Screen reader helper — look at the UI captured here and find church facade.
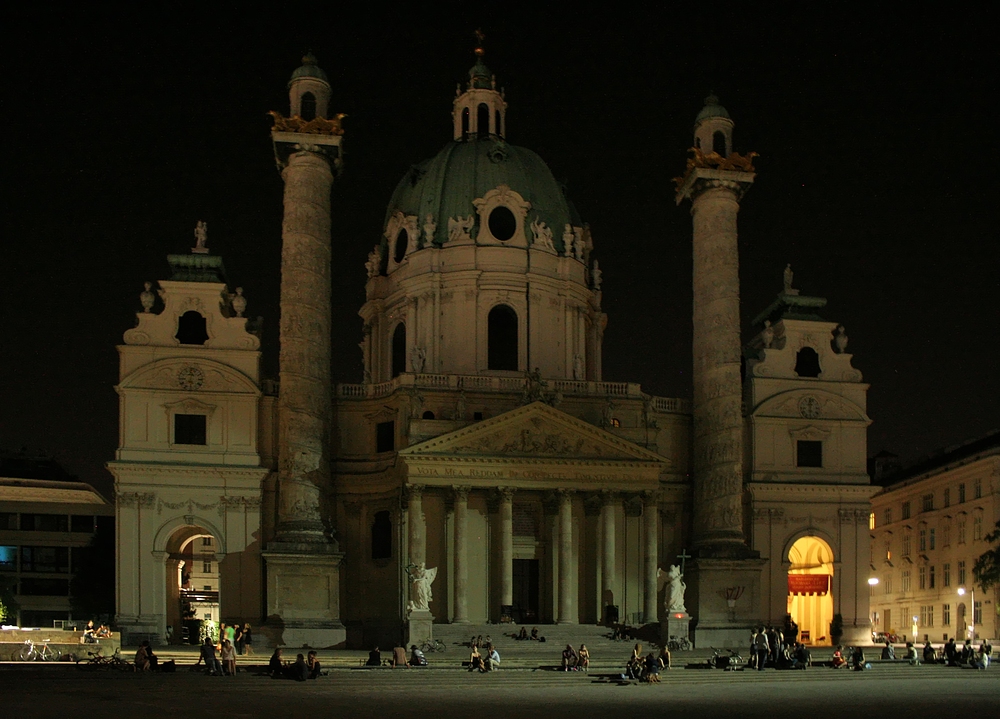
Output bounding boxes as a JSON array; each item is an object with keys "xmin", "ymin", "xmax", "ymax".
[{"xmin": 111, "ymin": 51, "xmax": 874, "ymax": 649}]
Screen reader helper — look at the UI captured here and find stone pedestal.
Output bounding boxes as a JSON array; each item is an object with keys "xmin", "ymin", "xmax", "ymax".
[
  {"xmin": 407, "ymin": 609, "xmax": 434, "ymax": 646},
  {"xmin": 687, "ymin": 555, "xmax": 765, "ymax": 649},
  {"xmin": 661, "ymin": 611, "xmax": 691, "ymax": 648},
  {"xmin": 261, "ymin": 544, "xmax": 346, "ymax": 648}
]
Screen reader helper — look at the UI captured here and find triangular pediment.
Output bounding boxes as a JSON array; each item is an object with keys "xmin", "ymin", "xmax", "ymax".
[{"xmin": 401, "ymin": 401, "xmax": 666, "ymax": 463}]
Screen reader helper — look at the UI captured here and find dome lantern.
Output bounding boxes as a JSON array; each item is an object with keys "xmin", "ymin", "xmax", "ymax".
[
  {"xmin": 693, "ymin": 93, "xmax": 735, "ymax": 157},
  {"xmin": 288, "ymin": 52, "xmax": 331, "ymax": 120},
  {"xmin": 452, "ymin": 30, "xmax": 507, "ymax": 141}
]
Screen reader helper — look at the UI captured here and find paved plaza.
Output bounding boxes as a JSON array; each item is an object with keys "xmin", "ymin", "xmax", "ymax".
[{"xmin": 2, "ymin": 663, "xmax": 998, "ymax": 718}]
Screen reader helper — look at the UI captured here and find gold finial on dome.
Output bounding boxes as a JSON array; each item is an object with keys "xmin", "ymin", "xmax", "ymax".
[{"xmin": 474, "ymin": 28, "xmax": 486, "ymax": 58}]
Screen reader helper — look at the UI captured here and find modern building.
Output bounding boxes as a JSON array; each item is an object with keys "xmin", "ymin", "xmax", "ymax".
[
  {"xmin": 112, "ymin": 50, "xmax": 875, "ymax": 649},
  {"xmin": 0, "ymin": 455, "xmax": 113, "ymax": 628},
  {"xmin": 869, "ymin": 432, "xmax": 999, "ymax": 642}
]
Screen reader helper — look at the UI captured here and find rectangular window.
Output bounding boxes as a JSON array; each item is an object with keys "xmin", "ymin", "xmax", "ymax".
[
  {"xmin": 885, "ymin": 539, "xmax": 892, "ymax": 561},
  {"xmin": 902, "ymin": 533, "xmax": 911, "ymax": 557},
  {"xmin": 943, "ymin": 524, "xmax": 950, "ymax": 547},
  {"xmin": 202, "ymin": 561, "xmax": 212, "ymax": 574},
  {"xmin": 0, "ymin": 545, "xmax": 16, "ymax": 571},
  {"xmin": 202, "ymin": 537, "xmax": 212, "ymax": 546},
  {"xmin": 0, "ymin": 512, "xmax": 16, "ymax": 530},
  {"xmin": 796, "ymin": 440, "xmax": 822, "ymax": 467},
  {"xmin": 929, "ymin": 528, "xmax": 936, "ymax": 550},
  {"xmin": 973, "ymin": 516, "xmax": 983, "ymax": 541},
  {"xmin": 883, "ymin": 508, "xmax": 892, "ymax": 525},
  {"xmin": 943, "ymin": 488, "xmax": 950, "ymax": 508},
  {"xmin": 18, "ymin": 578, "xmax": 70, "ymax": 596},
  {"xmin": 973, "ymin": 479, "xmax": 982, "ymax": 500},
  {"xmin": 19, "ymin": 514, "xmax": 69, "ymax": 532},
  {"xmin": 919, "ymin": 528, "xmax": 927, "ymax": 552},
  {"xmin": 920, "ymin": 605, "xmax": 934, "ymax": 627},
  {"xmin": 70, "ymin": 515, "xmax": 94, "ymax": 533},
  {"xmin": 974, "ymin": 601, "xmax": 982, "ymax": 625},
  {"xmin": 943, "ymin": 604, "xmax": 951, "ymax": 626},
  {"xmin": 958, "ymin": 561, "xmax": 966, "ymax": 585},
  {"xmin": 174, "ymin": 414, "xmax": 207, "ymax": 445},
  {"xmin": 919, "ymin": 566, "xmax": 926, "ymax": 589},
  {"xmin": 930, "ymin": 565, "xmax": 936, "ymax": 589},
  {"xmin": 376, "ymin": 420, "xmax": 395, "ymax": 453},
  {"xmin": 902, "ymin": 501, "xmax": 911, "ymax": 520},
  {"xmin": 958, "ymin": 519, "xmax": 966, "ymax": 544},
  {"xmin": 944, "ymin": 563, "xmax": 951, "ymax": 587},
  {"xmin": 902, "ymin": 570, "xmax": 911, "ymax": 592},
  {"xmin": 869, "ymin": 512, "xmax": 876, "ymax": 530},
  {"xmin": 922, "ymin": 494, "xmax": 934, "ymax": 512},
  {"xmin": 958, "ymin": 483, "xmax": 966, "ymax": 503},
  {"xmin": 20, "ymin": 546, "xmax": 70, "ymax": 573}
]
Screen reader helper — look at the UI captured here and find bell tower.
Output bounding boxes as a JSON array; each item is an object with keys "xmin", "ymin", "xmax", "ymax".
[{"xmin": 261, "ymin": 54, "xmax": 346, "ymax": 648}]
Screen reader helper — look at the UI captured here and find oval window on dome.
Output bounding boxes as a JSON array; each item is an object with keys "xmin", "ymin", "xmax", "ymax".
[
  {"xmin": 488, "ymin": 206, "xmax": 516, "ymax": 242},
  {"xmin": 393, "ymin": 229, "xmax": 408, "ymax": 263}
]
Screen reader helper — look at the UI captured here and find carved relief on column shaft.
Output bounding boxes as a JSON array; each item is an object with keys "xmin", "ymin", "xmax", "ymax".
[
  {"xmin": 557, "ymin": 489, "xmax": 576, "ymax": 624},
  {"xmin": 275, "ymin": 150, "xmax": 335, "ymax": 544},
  {"xmin": 498, "ymin": 487, "xmax": 515, "ymax": 610},
  {"xmin": 452, "ymin": 486, "xmax": 471, "ymax": 623}
]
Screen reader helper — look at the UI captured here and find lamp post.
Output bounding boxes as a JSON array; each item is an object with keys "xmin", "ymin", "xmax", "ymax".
[
  {"xmin": 911, "ymin": 615, "xmax": 919, "ymax": 643},
  {"xmin": 958, "ymin": 586, "xmax": 975, "ymax": 641},
  {"xmin": 868, "ymin": 578, "xmax": 880, "ymax": 636}
]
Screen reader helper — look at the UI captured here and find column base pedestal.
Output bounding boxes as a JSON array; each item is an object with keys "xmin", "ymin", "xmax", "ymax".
[
  {"xmin": 261, "ymin": 542, "xmax": 345, "ymax": 649},
  {"xmin": 407, "ymin": 609, "xmax": 434, "ymax": 646},
  {"xmin": 661, "ymin": 611, "xmax": 692, "ymax": 648},
  {"xmin": 687, "ymin": 552, "xmax": 766, "ymax": 649}
]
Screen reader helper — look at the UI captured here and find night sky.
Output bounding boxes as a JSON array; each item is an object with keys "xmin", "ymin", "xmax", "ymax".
[{"xmin": 4, "ymin": 8, "xmax": 998, "ymax": 499}]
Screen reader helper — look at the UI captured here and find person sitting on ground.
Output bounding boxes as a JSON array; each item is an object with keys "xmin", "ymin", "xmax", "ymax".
[
  {"xmin": 470, "ymin": 635, "xmax": 478, "ymax": 649},
  {"xmin": 578, "ymin": 644, "xmax": 591, "ymax": 672},
  {"xmin": 831, "ymin": 646, "xmax": 846, "ymax": 668},
  {"xmin": 851, "ymin": 646, "xmax": 867, "ymax": 671},
  {"xmin": 98, "ymin": 624, "xmax": 112, "ymax": 639},
  {"xmin": 961, "ymin": 640, "xmax": 973, "ymax": 664},
  {"xmin": 307, "ymin": 650, "xmax": 321, "ymax": 679},
  {"xmin": 904, "ymin": 642, "xmax": 919, "ymax": 666},
  {"xmin": 643, "ymin": 652, "xmax": 661, "ymax": 683},
  {"xmin": 881, "ymin": 639, "xmax": 895, "ymax": 660},
  {"xmin": 392, "ymin": 645, "xmax": 409, "ymax": 668},
  {"xmin": 201, "ymin": 636, "xmax": 222, "ymax": 675},
  {"xmin": 410, "ymin": 645, "xmax": 427, "ymax": 666},
  {"xmin": 923, "ymin": 641, "xmax": 936, "ymax": 664},
  {"xmin": 135, "ymin": 642, "xmax": 151, "ymax": 671},
  {"xmin": 530, "ymin": 627, "xmax": 540, "ymax": 641},
  {"xmin": 791, "ymin": 643, "xmax": 810, "ymax": 670},
  {"xmin": 517, "ymin": 627, "xmax": 528, "ymax": 641},
  {"xmin": 291, "ymin": 653, "xmax": 308, "ymax": 681},
  {"xmin": 944, "ymin": 637, "xmax": 958, "ymax": 666},
  {"xmin": 220, "ymin": 638, "xmax": 236, "ymax": 676},
  {"xmin": 143, "ymin": 640, "xmax": 159, "ymax": 671},
  {"xmin": 366, "ymin": 646, "xmax": 382, "ymax": 666},
  {"xmin": 625, "ymin": 643, "xmax": 643, "ymax": 680},
  {"xmin": 656, "ymin": 645, "xmax": 670, "ymax": 671},
  {"xmin": 561, "ymin": 644, "xmax": 578, "ymax": 671},
  {"xmin": 469, "ymin": 644, "xmax": 483, "ymax": 672},
  {"xmin": 970, "ymin": 645, "xmax": 990, "ymax": 670},
  {"xmin": 268, "ymin": 648, "xmax": 284, "ymax": 677},
  {"xmin": 485, "ymin": 644, "xmax": 500, "ymax": 672}
]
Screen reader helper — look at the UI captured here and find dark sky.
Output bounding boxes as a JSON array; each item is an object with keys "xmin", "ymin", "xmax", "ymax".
[{"xmin": 3, "ymin": 8, "xmax": 998, "ymax": 499}]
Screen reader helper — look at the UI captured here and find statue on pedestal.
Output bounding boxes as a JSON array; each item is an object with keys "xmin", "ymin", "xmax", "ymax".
[
  {"xmin": 664, "ymin": 564, "xmax": 687, "ymax": 613},
  {"xmin": 407, "ymin": 562, "xmax": 437, "ymax": 614}
]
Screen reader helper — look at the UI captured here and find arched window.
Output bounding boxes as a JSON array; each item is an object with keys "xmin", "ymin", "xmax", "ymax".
[
  {"xmin": 176, "ymin": 311, "xmax": 208, "ymax": 345},
  {"xmin": 794, "ymin": 347, "xmax": 821, "ymax": 377},
  {"xmin": 371, "ymin": 511, "xmax": 392, "ymax": 560},
  {"xmin": 461, "ymin": 108, "xmax": 470, "ymax": 139},
  {"xmin": 393, "ymin": 229, "xmax": 408, "ymax": 263},
  {"xmin": 422, "ymin": 410, "xmax": 435, "ymax": 420},
  {"xmin": 713, "ymin": 130, "xmax": 727, "ymax": 156},
  {"xmin": 495, "ymin": 110, "xmax": 502, "ymax": 137},
  {"xmin": 477, "ymin": 103, "xmax": 489, "ymax": 139},
  {"xmin": 488, "ymin": 305, "xmax": 518, "ymax": 371},
  {"xmin": 300, "ymin": 92, "xmax": 316, "ymax": 121},
  {"xmin": 391, "ymin": 323, "xmax": 406, "ymax": 378}
]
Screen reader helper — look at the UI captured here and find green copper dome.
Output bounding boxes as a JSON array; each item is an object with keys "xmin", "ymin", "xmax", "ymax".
[
  {"xmin": 695, "ymin": 93, "xmax": 730, "ymax": 123},
  {"xmin": 289, "ymin": 53, "xmax": 329, "ymax": 85},
  {"xmin": 386, "ymin": 138, "xmax": 580, "ymax": 251}
]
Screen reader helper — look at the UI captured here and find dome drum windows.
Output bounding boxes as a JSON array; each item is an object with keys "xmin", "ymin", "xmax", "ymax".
[
  {"xmin": 472, "ymin": 185, "xmax": 531, "ymax": 246},
  {"xmin": 384, "ymin": 211, "xmax": 419, "ymax": 270}
]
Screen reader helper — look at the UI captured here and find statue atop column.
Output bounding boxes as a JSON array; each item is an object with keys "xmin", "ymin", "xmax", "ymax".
[{"xmin": 192, "ymin": 221, "xmax": 209, "ymax": 254}]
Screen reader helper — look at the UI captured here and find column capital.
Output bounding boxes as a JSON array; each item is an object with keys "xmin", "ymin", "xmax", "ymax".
[
  {"xmin": 401, "ymin": 484, "xmax": 426, "ymax": 510},
  {"xmin": 497, "ymin": 486, "xmax": 516, "ymax": 501},
  {"xmin": 600, "ymin": 489, "xmax": 618, "ymax": 503},
  {"xmin": 452, "ymin": 485, "xmax": 471, "ymax": 501}
]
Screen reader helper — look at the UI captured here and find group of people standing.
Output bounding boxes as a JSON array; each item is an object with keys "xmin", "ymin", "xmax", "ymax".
[
  {"xmin": 750, "ymin": 622, "xmax": 811, "ymax": 671},
  {"xmin": 218, "ymin": 622, "xmax": 253, "ymax": 655}
]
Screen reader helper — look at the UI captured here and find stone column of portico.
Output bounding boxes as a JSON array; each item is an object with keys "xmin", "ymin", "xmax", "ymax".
[
  {"xmin": 499, "ymin": 488, "xmax": 515, "ymax": 611},
  {"xmin": 408, "ymin": 484, "xmax": 426, "ymax": 568},
  {"xmin": 643, "ymin": 495, "xmax": 659, "ymax": 623},
  {"xmin": 275, "ymin": 149, "xmax": 335, "ymax": 543},
  {"xmin": 557, "ymin": 490, "xmax": 576, "ymax": 624},
  {"xmin": 600, "ymin": 490, "xmax": 616, "ymax": 619},
  {"xmin": 452, "ymin": 486, "xmax": 470, "ymax": 623}
]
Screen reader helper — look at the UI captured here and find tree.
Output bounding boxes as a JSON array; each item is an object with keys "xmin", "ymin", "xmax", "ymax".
[
  {"xmin": 973, "ymin": 520, "xmax": 1000, "ymax": 591},
  {"xmin": 70, "ymin": 518, "xmax": 115, "ymax": 620},
  {"xmin": 0, "ymin": 575, "xmax": 19, "ymax": 624}
]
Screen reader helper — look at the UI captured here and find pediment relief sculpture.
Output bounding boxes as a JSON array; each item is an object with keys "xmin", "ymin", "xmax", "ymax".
[
  {"xmin": 122, "ymin": 360, "xmax": 259, "ymax": 394},
  {"xmin": 753, "ymin": 390, "xmax": 868, "ymax": 422}
]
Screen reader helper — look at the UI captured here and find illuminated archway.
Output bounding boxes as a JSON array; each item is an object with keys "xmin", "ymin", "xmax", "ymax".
[
  {"xmin": 165, "ymin": 524, "xmax": 221, "ymax": 644},
  {"xmin": 787, "ymin": 535, "xmax": 834, "ymax": 646}
]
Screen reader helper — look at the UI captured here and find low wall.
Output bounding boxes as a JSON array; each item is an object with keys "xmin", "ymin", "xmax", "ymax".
[{"xmin": 0, "ymin": 629, "xmax": 120, "ymax": 661}]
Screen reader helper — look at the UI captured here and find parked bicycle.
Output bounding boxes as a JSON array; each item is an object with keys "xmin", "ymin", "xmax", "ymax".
[
  {"xmin": 667, "ymin": 635, "xmax": 692, "ymax": 651},
  {"xmin": 76, "ymin": 648, "xmax": 132, "ymax": 671},
  {"xmin": 709, "ymin": 647, "xmax": 744, "ymax": 670},
  {"xmin": 19, "ymin": 639, "xmax": 61, "ymax": 662},
  {"xmin": 419, "ymin": 639, "xmax": 446, "ymax": 653}
]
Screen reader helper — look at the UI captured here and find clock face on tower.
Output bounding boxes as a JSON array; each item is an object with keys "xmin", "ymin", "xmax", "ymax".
[
  {"xmin": 177, "ymin": 366, "xmax": 205, "ymax": 391},
  {"xmin": 798, "ymin": 396, "xmax": 821, "ymax": 419}
]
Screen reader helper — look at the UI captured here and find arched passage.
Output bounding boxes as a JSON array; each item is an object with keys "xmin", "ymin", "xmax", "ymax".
[
  {"xmin": 787, "ymin": 535, "xmax": 834, "ymax": 646},
  {"xmin": 165, "ymin": 523, "xmax": 221, "ymax": 644}
]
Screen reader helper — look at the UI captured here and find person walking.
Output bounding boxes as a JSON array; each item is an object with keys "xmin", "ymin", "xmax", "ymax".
[{"xmin": 752, "ymin": 626, "xmax": 769, "ymax": 671}]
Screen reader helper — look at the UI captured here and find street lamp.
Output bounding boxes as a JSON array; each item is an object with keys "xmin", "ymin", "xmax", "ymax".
[
  {"xmin": 958, "ymin": 586, "xmax": 975, "ymax": 640},
  {"xmin": 868, "ymin": 578, "xmax": 880, "ymax": 634},
  {"xmin": 911, "ymin": 615, "xmax": 919, "ymax": 643}
]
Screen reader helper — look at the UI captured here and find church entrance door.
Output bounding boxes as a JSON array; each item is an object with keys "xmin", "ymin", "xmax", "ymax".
[
  {"xmin": 787, "ymin": 536, "xmax": 834, "ymax": 646},
  {"xmin": 512, "ymin": 559, "xmax": 539, "ymax": 624},
  {"xmin": 166, "ymin": 525, "xmax": 221, "ymax": 645}
]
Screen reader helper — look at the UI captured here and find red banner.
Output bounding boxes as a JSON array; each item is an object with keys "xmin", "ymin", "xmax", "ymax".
[{"xmin": 788, "ymin": 574, "xmax": 830, "ymax": 595}]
